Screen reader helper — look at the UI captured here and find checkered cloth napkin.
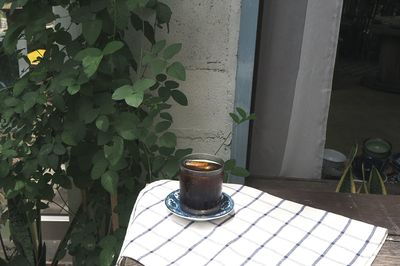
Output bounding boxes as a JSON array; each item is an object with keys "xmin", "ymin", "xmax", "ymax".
[{"xmin": 117, "ymin": 180, "xmax": 387, "ymax": 266}]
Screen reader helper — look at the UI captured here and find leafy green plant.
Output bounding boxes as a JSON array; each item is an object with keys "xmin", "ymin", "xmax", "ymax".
[
  {"xmin": 0, "ymin": 1, "xmax": 253, "ymax": 265},
  {"xmin": 221, "ymin": 107, "xmax": 255, "ymax": 181},
  {"xmin": 0, "ymin": 0, "xmax": 190, "ymax": 264},
  {"xmin": 335, "ymin": 144, "xmax": 387, "ymax": 195}
]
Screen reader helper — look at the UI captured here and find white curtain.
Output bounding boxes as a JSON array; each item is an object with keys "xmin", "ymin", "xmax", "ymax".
[{"xmin": 249, "ymin": 0, "xmax": 343, "ymax": 179}]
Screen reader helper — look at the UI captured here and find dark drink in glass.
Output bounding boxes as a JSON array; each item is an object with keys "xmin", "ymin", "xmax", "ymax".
[{"xmin": 179, "ymin": 153, "xmax": 224, "ymax": 215}]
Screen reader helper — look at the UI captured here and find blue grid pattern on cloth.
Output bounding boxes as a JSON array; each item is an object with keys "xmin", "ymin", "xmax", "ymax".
[{"xmin": 118, "ymin": 180, "xmax": 387, "ymax": 266}]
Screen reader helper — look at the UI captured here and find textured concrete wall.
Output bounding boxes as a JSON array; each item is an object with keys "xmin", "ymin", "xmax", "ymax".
[{"xmin": 162, "ymin": 0, "xmax": 241, "ymax": 160}]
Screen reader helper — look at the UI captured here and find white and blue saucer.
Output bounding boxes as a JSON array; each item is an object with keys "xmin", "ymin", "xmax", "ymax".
[{"xmin": 165, "ymin": 190, "xmax": 234, "ymax": 222}]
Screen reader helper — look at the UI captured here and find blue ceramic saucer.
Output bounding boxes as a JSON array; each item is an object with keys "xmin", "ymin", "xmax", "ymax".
[{"xmin": 165, "ymin": 190, "xmax": 234, "ymax": 221}]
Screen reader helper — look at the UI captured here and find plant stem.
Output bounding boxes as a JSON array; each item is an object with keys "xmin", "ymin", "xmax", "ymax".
[
  {"xmin": 215, "ymin": 131, "xmax": 231, "ymax": 155},
  {"xmin": 0, "ymin": 232, "xmax": 9, "ymax": 261},
  {"xmin": 51, "ymin": 200, "xmax": 75, "ymax": 216},
  {"xmin": 112, "ymin": 0, "xmax": 117, "ymax": 40}
]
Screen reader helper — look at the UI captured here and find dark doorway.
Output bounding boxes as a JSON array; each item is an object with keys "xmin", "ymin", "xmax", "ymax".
[{"xmin": 326, "ymin": 0, "xmax": 400, "ymax": 157}]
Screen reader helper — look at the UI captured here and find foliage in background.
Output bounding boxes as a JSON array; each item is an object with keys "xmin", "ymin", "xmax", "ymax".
[
  {"xmin": 0, "ymin": 0, "xmax": 189, "ymax": 264},
  {"xmin": 0, "ymin": 0, "xmax": 250, "ymax": 264},
  {"xmin": 336, "ymin": 144, "xmax": 387, "ymax": 195}
]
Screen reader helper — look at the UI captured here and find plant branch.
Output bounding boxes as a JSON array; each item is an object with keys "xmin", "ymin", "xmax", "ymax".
[
  {"xmin": 0, "ymin": 232, "xmax": 9, "ymax": 261},
  {"xmin": 50, "ymin": 200, "xmax": 75, "ymax": 216},
  {"xmin": 215, "ymin": 131, "xmax": 231, "ymax": 155}
]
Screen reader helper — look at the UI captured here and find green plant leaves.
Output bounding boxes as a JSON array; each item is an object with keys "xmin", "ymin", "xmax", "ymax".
[
  {"xmin": 229, "ymin": 113, "xmax": 240, "ymax": 123},
  {"xmin": 13, "ymin": 78, "xmax": 28, "ymax": 97},
  {"xmin": 96, "ymin": 115, "xmax": 110, "ymax": 132},
  {"xmin": 125, "ymin": 93, "xmax": 144, "ymax": 108},
  {"xmin": 112, "ymin": 85, "xmax": 134, "ymax": 100},
  {"xmin": 101, "ymin": 170, "xmax": 118, "ymax": 195},
  {"xmin": 53, "ymin": 143, "xmax": 66, "ymax": 156},
  {"xmin": 91, "ymin": 156, "xmax": 109, "ymax": 180},
  {"xmin": 159, "ymin": 132, "xmax": 176, "ymax": 148},
  {"xmin": 133, "ymin": 78, "xmax": 156, "ymax": 92},
  {"xmin": 104, "ymin": 137, "xmax": 124, "ymax": 166},
  {"xmin": 0, "ymin": 2, "xmax": 189, "ymax": 263},
  {"xmin": 112, "ymin": 79, "xmax": 155, "ymax": 107},
  {"xmin": 167, "ymin": 62, "xmax": 186, "ymax": 81},
  {"xmin": 149, "ymin": 59, "xmax": 167, "ymax": 75},
  {"xmin": 224, "ymin": 159, "xmax": 236, "ymax": 171},
  {"xmin": 103, "ymin": 41, "xmax": 124, "ymax": 55},
  {"xmin": 114, "ymin": 112, "xmax": 139, "ymax": 140},
  {"xmin": 230, "ymin": 107, "xmax": 256, "ymax": 124},
  {"xmin": 171, "ymin": 90, "xmax": 188, "ymax": 106},
  {"xmin": 82, "ymin": 19, "xmax": 103, "ymax": 45},
  {"xmin": 82, "ymin": 54, "xmax": 103, "ymax": 78},
  {"xmin": 99, "ymin": 248, "xmax": 116, "ymax": 266},
  {"xmin": 231, "ymin": 166, "xmax": 250, "ymax": 177},
  {"xmin": 67, "ymin": 85, "xmax": 80, "ymax": 95},
  {"xmin": 152, "ymin": 40, "xmax": 166, "ymax": 54},
  {"xmin": 61, "ymin": 131, "xmax": 77, "ymax": 146},
  {"xmin": 163, "ymin": 43, "xmax": 182, "ymax": 60},
  {"xmin": 160, "ymin": 112, "xmax": 173, "ymax": 121},
  {"xmin": 74, "ymin": 47, "xmax": 102, "ymax": 61},
  {"xmin": 368, "ymin": 167, "xmax": 387, "ymax": 195},
  {"xmin": 156, "ymin": 2, "xmax": 172, "ymax": 24},
  {"xmin": 0, "ymin": 161, "xmax": 10, "ymax": 178},
  {"xmin": 336, "ymin": 167, "xmax": 356, "ymax": 193},
  {"xmin": 155, "ymin": 121, "xmax": 171, "ymax": 132},
  {"xmin": 108, "ymin": 0, "xmax": 130, "ymax": 30}
]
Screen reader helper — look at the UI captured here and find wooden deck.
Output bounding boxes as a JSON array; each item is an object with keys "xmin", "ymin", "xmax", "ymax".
[{"xmin": 122, "ymin": 177, "xmax": 400, "ymax": 265}]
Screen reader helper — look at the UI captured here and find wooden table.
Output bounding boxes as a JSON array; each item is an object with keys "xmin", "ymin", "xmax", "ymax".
[{"xmin": 122, "ymin": 177, "xmax": 400, "ymax": 265}]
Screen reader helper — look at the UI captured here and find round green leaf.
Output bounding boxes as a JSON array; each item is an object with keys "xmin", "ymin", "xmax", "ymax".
[
  {"xmin": 104, "ymin": 136, "xmax": 124, "ymax": 166},
  {"xmin": 133, "ymin": 78, "xmax": 156, "ymax": 92},
  {"xmin": 156, "ymin": 2, "xmax": 172, "ymax": 24},
  {"xmin": 167, "ymin": 62, "xmax": 186, "ymax": 81},
  {"xmin": 91, "ymin": 157, "xmax": 109, "ymax": 180},
  {"xmin": 0, "ymin": 161, "xmax": 10, "ymax": 178},
  {"xmin": 82, "ymin": 19, "xmax": 103, "ymax": 45},
  {"xmin": 114, "ymin": 112, "xmax": 139, "ymax": 140},
  {"xmin": 158, "ymin": 87, "xmax": 170, "ymax": 100},
  {"xmin": 74, "ymin": 48, "xmax": 102, "ymax": 61},
  {"xmin": 160, "ymin": 112, "xmax": 173, "ymax": 121},
  {"xmin": 40, "ymin": 143, "xmax": 54, "ymax": 155},
  {"xmin": 156, "ymin": 74, "xmax": 167, "ymax": 82},
  {"xmin": 82, "ymin": 54, "xmax": 103, "ymax": 78},
  {"xmin": 159, "ymin": 132, "xmax": 177, "ymax": 148},
  {"xmin": 125, "ymin": 92, "xmax": 144, "ymax": 108},
  {"xmin": 229, "ymin": 113, "xmax": 240, "ymax": 124},
  {"xmin": 155, "ymin": 121, "xmax": 171, "ymax": 133},
  {"xmin": 152, "ymin": 40, "xmax": 166, "ymax": 54},
  {"xmin": 101, "ymin": 170, "xmax": 118, "ymax": 195},
  {"xmin": 224, "ymin": 159, "xmax": 236, "ymax": 171},
  {"xmin": 13, "ymin": 78, "xmax": 28, "ymax": 96},
  {"xmin": 163, "ymin": 159, "xmax": 179, "ymax": 177},
  {"xmin": 171, "ymin": 90, "xmax": 188, "ymax": 106},
  {"xmin": 112, "ymin": 85, "xmax": 134, "ymax": 100},
  {"xmin": 103, "ymin": 40, "xmax": 124, "ymax": 55},
  {"xmin": 67, "ymin": 84, "xmax": 80, "ymax": 95},
  {"xmin": 163, "ymin": 43, "xmax": 182, "ymax": 60},
  {"xmin": 53, "ymin": 143, "xmax": 66, "ymax": 155},
  {"xmin": 231, "ymin": 166, "xmax": 250, "ymax": 177},
  {"xmin": 149, "ymin": 59, "xmax": 167, "ymax": 75},
  {"xmin": 96, "ymin": 115, "xmax": 110, "ymax": 132},
  {"xmin": 48, "ymin": 154, "xmax": 59, "ymax": 169},
  {"xmin": 165, "ymin": 80, "xmax": 179, "ymax": 89},
  {"xmin": 61, "ymin": 131, "xmax": 77, "ymax": 146}
]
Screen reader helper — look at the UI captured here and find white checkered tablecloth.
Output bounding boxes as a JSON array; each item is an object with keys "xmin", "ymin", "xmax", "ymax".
[{"xmin": 117, "ymin": 180, "xmax": 388, "ymax": 266}]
